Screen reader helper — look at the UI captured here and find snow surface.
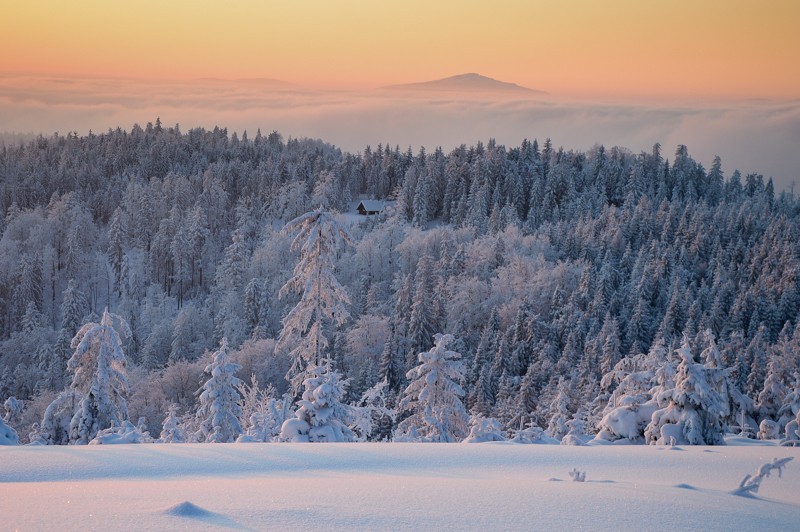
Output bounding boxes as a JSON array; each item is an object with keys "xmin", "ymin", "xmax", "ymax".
[{"xmin": 1, "ymin": 442, "xmax": 799, "ymax": 530}]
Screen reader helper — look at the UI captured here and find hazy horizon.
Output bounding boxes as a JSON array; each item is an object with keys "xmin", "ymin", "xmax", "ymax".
[
  {"xmin": 1, "ymin": 1, "xmax": 798, "ymax": 189},
  {"xmin": 1, "ymin": 73, "xmax": 798, "ymax": 191}
]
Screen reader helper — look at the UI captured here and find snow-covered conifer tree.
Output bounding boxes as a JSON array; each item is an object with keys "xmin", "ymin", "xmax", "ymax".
[
  {"xmin": 160, "ymin": 404, "xmax": 185, "ymax": 443},
  {"xmin": 406, "ymin": 254, "xmax": 439, "ymax": 366},
  {"xmin": 350, "ymin": 378, "xmax": 397, "ymax": 442},
  {"xmin": 3, "ymin": 396, "xmax": 23, "ymax": 425},
  {"xmin": 66, "ymin": 309, "xmax": 131, "ymax": 444},
  {"xmin": 645, "ymin": 334, "xmax": 727, "ymax": 445},
  {"xmin": 396, "ymin": 333, "xmax": 469, "ymax": 442},
  {"xmin": 757, "ymin": 353, "xmax": 788, "ymax": 423},
  {"xmin": 39, "ymin": 390, "xmax": 82, "ymax": 445},
  {"xmin": 547, "ymin": 376, "xmax": 572, "ymax": 440},
  {"xmin": 50, "ymin": 279, "xmax": 87, "ymax": 389},
  {"xmin": 195, "ymin": 338, "xmax": 243, "ymax": 443},
  {"xmin": 699, "ymin": 329, "xmax": 752, "ymax": 431},
  {"xmin": 276, "ymin": 209, "xmax": 352, "ymax": 393},
  {"xmin": 279, "ymin": 362, "xmax": 355, "ymax": 442}
]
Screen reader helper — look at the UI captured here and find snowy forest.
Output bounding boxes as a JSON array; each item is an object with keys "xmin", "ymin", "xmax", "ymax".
[{"xmin": 1, "ymin": 120, "xmax": 799, "ymax": 447}]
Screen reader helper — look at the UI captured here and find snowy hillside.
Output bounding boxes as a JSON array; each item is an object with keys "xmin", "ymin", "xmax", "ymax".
[{"xmin": 1, "ymin": 442, "xmax": 799, "ymax": 530}]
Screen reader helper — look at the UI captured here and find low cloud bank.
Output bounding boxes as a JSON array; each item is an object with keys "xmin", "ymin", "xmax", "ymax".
[{"xmin": 1, "ymin": 75, "xmax": 797, "ymax": 190}]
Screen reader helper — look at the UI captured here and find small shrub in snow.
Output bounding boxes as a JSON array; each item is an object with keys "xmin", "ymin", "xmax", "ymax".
[
  {"xmin": 758, "ymin": 419, "xmax": 781, "ymax": 440},
  {"xmin": 0, "ymin": 416, "xmax": 19, "ymax": 445},
  {"xmin": 237, "ymin": 378, "xmax": 291, "ymax": 443},
  {"xmin": 509, "ymin": 420, "xmax": 559, "ymax": 444},
  {"xmin": 732, "ymin": 457, "xmax": 793, "ymax": 497},
  {"xmin": 238, "ymin": 393, "xmax": 292, "ymax": 443},
  {"xmin": 89, "ymin": 420, "xmax": 154, "ymax": 445},
  {"xmin": 568, "ymin": 468, "xmax": 586, "ymax": 482},
  {"xmin": 594, "ymin": 402, "xmax": 658, "ymax": 444},
  {"xmin": 463, "ymin": 415, "xmax": 506, "ymax": 443},
  {"xmin": 733, "ymin": 411, "xmax": 757, "ymax": 439}
]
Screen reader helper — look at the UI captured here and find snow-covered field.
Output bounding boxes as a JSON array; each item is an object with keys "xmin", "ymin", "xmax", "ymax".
[{"xmin": 2, "ymin": 441, "xmax": 799, "ymax": 531}]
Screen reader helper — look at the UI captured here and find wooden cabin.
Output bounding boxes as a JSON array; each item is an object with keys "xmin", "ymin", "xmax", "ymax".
[{"xmin": 357, "ymin": 200, "xmax": 383, "ymax": 215}]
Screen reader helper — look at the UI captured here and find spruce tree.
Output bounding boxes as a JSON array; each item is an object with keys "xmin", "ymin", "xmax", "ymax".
[
  {"xmin": 276, "ymin": 208, "xmax": 353, "ymax": 393},
  {"xmin": 65, "ymin": 309, "xmax": 131, "ymax": 444},
  {"xmin": 396, "ymin": 334, "xmax": 468, "ymax": 442},
  {"xmin": 195, "ymin": 338, "xmax": 243, "ymax": 443}
]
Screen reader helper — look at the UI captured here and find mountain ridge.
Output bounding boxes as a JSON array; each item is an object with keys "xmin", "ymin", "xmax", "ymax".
[{"xmin": 382, "ymin": 73, "xmax": 545, "ymax": 94}]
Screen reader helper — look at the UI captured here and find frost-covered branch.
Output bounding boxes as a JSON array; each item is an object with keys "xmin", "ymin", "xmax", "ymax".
[{"xmin": 732, "ymin": 457, "xmax": 793, "ymax": 497}]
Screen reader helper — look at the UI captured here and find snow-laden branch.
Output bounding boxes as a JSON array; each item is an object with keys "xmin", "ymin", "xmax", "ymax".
[{"xmin": 732, "ymin": 457, "xmax": 793, "ymax": 497}]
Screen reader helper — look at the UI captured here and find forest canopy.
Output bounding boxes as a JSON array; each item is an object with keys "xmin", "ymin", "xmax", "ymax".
[{"xmin": 0, "ymin": 121, "xmax": 797, "ymax": 444}]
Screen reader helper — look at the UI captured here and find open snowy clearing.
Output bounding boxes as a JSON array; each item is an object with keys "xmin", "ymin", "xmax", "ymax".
[{"xmin": 2, "ymin": 442, "xmax": 799, "ymax": 531}]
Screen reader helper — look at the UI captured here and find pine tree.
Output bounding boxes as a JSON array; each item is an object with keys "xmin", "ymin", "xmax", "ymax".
[
  {"xmin": 276, "ymin": 209, "xmax": 353, "ymax": 393},
  {"xmin": 378, "ymin": 324, "xmax": 404, "ymax": 393},
  {"xmin": 108, "ymin": 207, "xmax": 126, "ymax": 297},
  {"xmin": 65, "ymin": 309, "xmax": 131, "ymax": 445},
  {"xmin": 645, "ymin": 334, "xmax": 727, "ymax": 445},
  {"xmin": 51, "ymin": 279, "xmax": 87, "ymax": 389},
  {"xmin": 547, "ymin": 376, "xmax": 572, "ymax": 440},
  {"xmin": 195, "ymin": 338, "xmax": 243, "ymax": 443},
  {"xmin": 406, "ymin": 254, "xmax": 439, "ymax": 366},
  {"xmin": 244, "ymin": 277, "xmax": 263, "ymax": 338},
  {"xmin": 279, "ymin": 362, "xmax": 355, "ymax": 442},
  {"xmin": 160, "ymin": 404, "xmax": 186, "ymax": 443},
  {"xmin": 396, "ymin": 333, "xmax": 468, "ymax": 442}
]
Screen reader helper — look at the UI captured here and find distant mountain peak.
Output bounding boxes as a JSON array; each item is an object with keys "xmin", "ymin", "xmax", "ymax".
[{"xmin": 383, "ymin": 73, "xmax": 544, "ymax": 94}]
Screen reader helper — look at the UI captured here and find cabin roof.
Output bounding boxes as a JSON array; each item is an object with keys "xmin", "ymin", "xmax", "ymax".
[{"xmin": 358, "ymin": 200, "xmax": 384, "ymax": 211}]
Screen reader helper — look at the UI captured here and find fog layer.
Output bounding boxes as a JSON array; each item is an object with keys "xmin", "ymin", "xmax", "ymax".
[{"xmin": 1, "ymin": 75, "xmax": 797, "ymax": 189}]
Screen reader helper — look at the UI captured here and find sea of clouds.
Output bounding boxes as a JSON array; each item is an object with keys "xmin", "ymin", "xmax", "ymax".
[{"xmin": 1, "ymin": 75, "xmax": 797, "ymax": 190}]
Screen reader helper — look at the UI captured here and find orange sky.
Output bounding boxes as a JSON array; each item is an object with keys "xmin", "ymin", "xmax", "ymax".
[{"xmin": 1, "ymin": 0, "xmax": 799, "ymax": 99}]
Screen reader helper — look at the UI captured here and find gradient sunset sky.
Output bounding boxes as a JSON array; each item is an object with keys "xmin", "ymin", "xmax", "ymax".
[
  {"xmin": 1, "ymin": 1, "xmax": 799, "ymax": 189},
  {"xmin": 2, "ymin": 0, "xmax": 798, "ymax": 99}
]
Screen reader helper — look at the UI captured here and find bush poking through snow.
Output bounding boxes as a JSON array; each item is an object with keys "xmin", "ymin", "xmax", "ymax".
[
  {"xmin": 758, "ymin": 419, "xmax": 780, "ymax": 440},
  {"xmin": 732, "ymin": 457, "xmax": 793, "ymax": 497},
  {"xmin": 89, "ymin": 420, "xmax": 154, "ymax": 445},
  {"xmin": 509, "ymin": 420, "xmax": 559, "ymax": 444},
  {"xmin": 569, "ymin": 468, "xmax": 586, "ymax": 482},
  {"xmin": 463, "ymin": 415, "xmax": 506, "ymax": 443}
]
